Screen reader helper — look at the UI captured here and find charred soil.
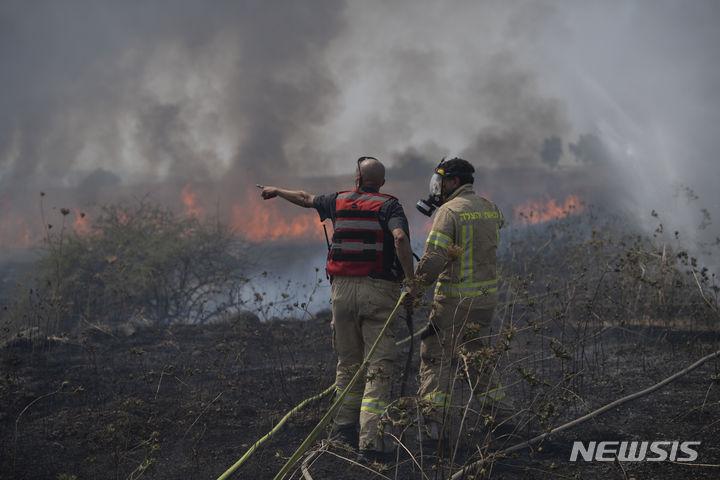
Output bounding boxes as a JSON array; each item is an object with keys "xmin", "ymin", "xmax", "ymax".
[{"xmin": 1, "ymin": 313, "xmax": 719, "ymax": 480}]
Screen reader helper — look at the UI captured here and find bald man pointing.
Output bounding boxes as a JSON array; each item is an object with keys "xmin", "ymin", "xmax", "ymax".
[{"xmin": 258, "ymin": 156, "xmax": 414, "ymax": 462}]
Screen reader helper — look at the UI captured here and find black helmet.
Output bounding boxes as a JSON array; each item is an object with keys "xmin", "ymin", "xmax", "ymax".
[{"xmin": 440, "ymin": 157, "xmax": 474, "ymax": 185}]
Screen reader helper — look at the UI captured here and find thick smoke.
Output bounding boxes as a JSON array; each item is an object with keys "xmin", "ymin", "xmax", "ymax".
[
  {"xmin": 0, "ymin": 0, "xmax": 345, "ymax": 190},
  {"xmin": 569, "ymin": 134, "xmax": 611, "ymax": 166},
  {"xmin": 1, "ymin": 0, "xmax": 718, "ymax": 274},
  {"xmin": 460, "ymin": 52, "xmax": 571, "ymax": 170},
  {"xmin": 540, "ymin": 137, "xmax": 563, "ymax": 169}
]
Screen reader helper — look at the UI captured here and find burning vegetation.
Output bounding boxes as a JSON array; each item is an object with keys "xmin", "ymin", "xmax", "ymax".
[
  {"xmin": 230, "ymin": 191, "xmax": 327, "ymax": 243},
  {"xmin": 513, "ymin": 193, "xmax": 585, "ymax": 225},
  {"xmin": 0, "ymin": 191, "xmax": 718, "ymax": 480},
  {"xmin": 1, "ymin": 184, "xmax": 591, "ymax": 250}
]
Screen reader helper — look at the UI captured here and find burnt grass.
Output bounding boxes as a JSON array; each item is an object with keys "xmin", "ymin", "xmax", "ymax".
[{"xmin": 1, "ymin": 308, "xmax": 719, "ymax": 480}]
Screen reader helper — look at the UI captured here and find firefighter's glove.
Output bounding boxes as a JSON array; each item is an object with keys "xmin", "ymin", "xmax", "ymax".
[{"xmin": 402, "ymin": 287, "xmax": 418, "ymax": 313}]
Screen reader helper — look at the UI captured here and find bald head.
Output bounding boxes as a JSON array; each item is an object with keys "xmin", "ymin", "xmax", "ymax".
[{"xmin": 355, "ymin": 156, "xmax": 386, "ymax": 190}]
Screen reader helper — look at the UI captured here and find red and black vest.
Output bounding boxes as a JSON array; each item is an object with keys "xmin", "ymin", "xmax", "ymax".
[{"xmin": 326, "ymin": 190, "xmax": 401, "ymax": 281}]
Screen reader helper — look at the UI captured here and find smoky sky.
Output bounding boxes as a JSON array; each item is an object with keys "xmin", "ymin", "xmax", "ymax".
[
  {"xmin": 0, "ymin": 0, "xmax": 345, "ymax": 188},
  {"xmin": 1, "ymin": 0, "xmax": 719, "ymax": 258}
]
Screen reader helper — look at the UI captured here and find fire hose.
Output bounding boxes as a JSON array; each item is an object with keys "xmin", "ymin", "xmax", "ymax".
[
  {"xmin": 399, "ymin": 305, "xmax": 413, "ymax": 397},
  {"xmin": 216, "ymin": 286, "xmax": 569, "ymax": 479},
  {"xmin": 216, "ymin": 384, "xmax": 336, "ymax": 480},
  {"xmin": 271, "ymin": 291, "xmax": 408, "ymax": 480},
  {"xmin": 217, "ymin": 292, "xmax": 408, "ymax": 480}
]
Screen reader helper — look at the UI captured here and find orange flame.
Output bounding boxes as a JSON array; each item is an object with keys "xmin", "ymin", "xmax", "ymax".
[
  {"xmin": 182, "ymin": 183, "xmax": 204, "ymax": 217},
  {"xmin": 514, "ymin": 194, "xmax": 584, "ymax": 225},
  {"xmin": 178, "ymin": 184, "xmax": 326, "ymax": 242},
  {"xmin": 231, "ymin": 192, "xmax": 326, "ymax": 243},
  {"xmin": 0, "ymin": 215, "xmax": 32, "ymax": 248},
  {"xmin": 73, "ymin": 209, "xmax": 91, "ymax": 235},
  {"xmin": 0, "ymin": 197, "xmax": 34, "ymax": 248}
]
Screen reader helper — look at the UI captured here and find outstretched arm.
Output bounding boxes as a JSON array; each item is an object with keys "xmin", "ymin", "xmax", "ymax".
[{"xmin": 257, "ymin": 184, "xmax": 315, "ymax": 208}]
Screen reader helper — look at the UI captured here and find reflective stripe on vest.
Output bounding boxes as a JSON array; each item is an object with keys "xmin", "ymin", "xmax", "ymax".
[
  {"xmin": 334, "ymin": 219, "xmax": 382, "ymax": 231},
  {"xmin": 326, "ymin": 190, "xmax": 397, "ymax": 277},
  {"xmin": 332, "ymin": 241, "xmax": 384, "ymax": 252},
  {"xmin": 337, "ymin": 191, "xmax": 393, "ymax": 203}
]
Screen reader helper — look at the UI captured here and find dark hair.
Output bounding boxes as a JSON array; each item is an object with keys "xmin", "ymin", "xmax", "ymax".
[{"xmin": 442, "ymin": 157, "xmax": 474, "ymax": 185}]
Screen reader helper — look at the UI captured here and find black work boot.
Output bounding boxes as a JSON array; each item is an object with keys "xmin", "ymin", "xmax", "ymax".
[{"xmin": 328, "ymin": 423, "xmax": 359, "ymax": 449}]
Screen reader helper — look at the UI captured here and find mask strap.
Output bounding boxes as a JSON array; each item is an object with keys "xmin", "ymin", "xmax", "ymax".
[{"xmin": 434, "ymin": 157, "xmax": 448, "ymax": 199}]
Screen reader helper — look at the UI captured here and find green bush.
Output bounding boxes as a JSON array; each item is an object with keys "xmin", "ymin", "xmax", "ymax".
[{"xmin": 27, "ymin": 198, "xmax": 248, "ymax": 332}]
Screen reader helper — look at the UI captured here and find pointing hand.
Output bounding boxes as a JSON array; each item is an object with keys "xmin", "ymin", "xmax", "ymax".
[{"xmin": 257, "ymin": 184, "xmax": 278, "ymax": 200}]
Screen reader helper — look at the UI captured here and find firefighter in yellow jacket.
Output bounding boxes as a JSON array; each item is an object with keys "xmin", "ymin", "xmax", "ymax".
[{"xmin": 408, "ymin": 157, "xmax": 514, "ymax": 445}]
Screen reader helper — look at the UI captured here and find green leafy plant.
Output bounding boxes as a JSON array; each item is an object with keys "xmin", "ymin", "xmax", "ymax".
[{"xmin": 26, "ymin": 196, "xmax": 250, "ymax": 332}]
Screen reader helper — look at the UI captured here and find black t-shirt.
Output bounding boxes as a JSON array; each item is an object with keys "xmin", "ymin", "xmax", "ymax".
[{"xmin": 312, "ymin": 187, "xmax": 410, "ymax": 235}]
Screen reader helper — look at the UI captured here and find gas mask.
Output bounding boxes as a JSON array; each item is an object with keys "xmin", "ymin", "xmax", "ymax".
[{"xmin": 416, "ymin": 159, "xmax": 448, "ymax": 216}]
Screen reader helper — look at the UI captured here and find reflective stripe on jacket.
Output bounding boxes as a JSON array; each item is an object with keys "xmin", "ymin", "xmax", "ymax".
[{"xmin": 415, "ymin": 184, "xmax": 503, "ymax": 307}]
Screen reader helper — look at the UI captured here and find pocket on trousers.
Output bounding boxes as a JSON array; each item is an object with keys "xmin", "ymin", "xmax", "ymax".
[{"xmin": 367, "ymin": 279, "xmax": 400, "ymax": 305}]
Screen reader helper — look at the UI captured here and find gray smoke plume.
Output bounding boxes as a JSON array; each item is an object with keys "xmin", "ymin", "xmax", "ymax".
[
  {"xmin": 1, "ymin": 0, "xmax": 718, "ymax": 275},
  {"xmin": 569, "ymin": 134, "xmax": 611, "ymax": 166},
  {"xmin": 460, "ymin": 52, "xmax": 571, "ymax": 170},
  {"xmin": 541, "ymin": 137, "xmax": 563, "ymax": 169},
  {"xmin": 0, "ymin": 0, "xmax": 345, "ymax": 189}
]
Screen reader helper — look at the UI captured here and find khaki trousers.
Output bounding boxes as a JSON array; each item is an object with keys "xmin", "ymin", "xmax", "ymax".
[
  {"xmin": 331, "ymin": 275, "xmax": 400, "ymax": 451},
  {"xmin": 418, "ymin": 300, "xmax": 513, "ymax": 427}
]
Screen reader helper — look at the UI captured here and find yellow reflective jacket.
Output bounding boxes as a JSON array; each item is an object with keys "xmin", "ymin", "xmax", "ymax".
[{"xmin": 415, "ymin": 183, "xmax": 503, "ymax": 308}]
